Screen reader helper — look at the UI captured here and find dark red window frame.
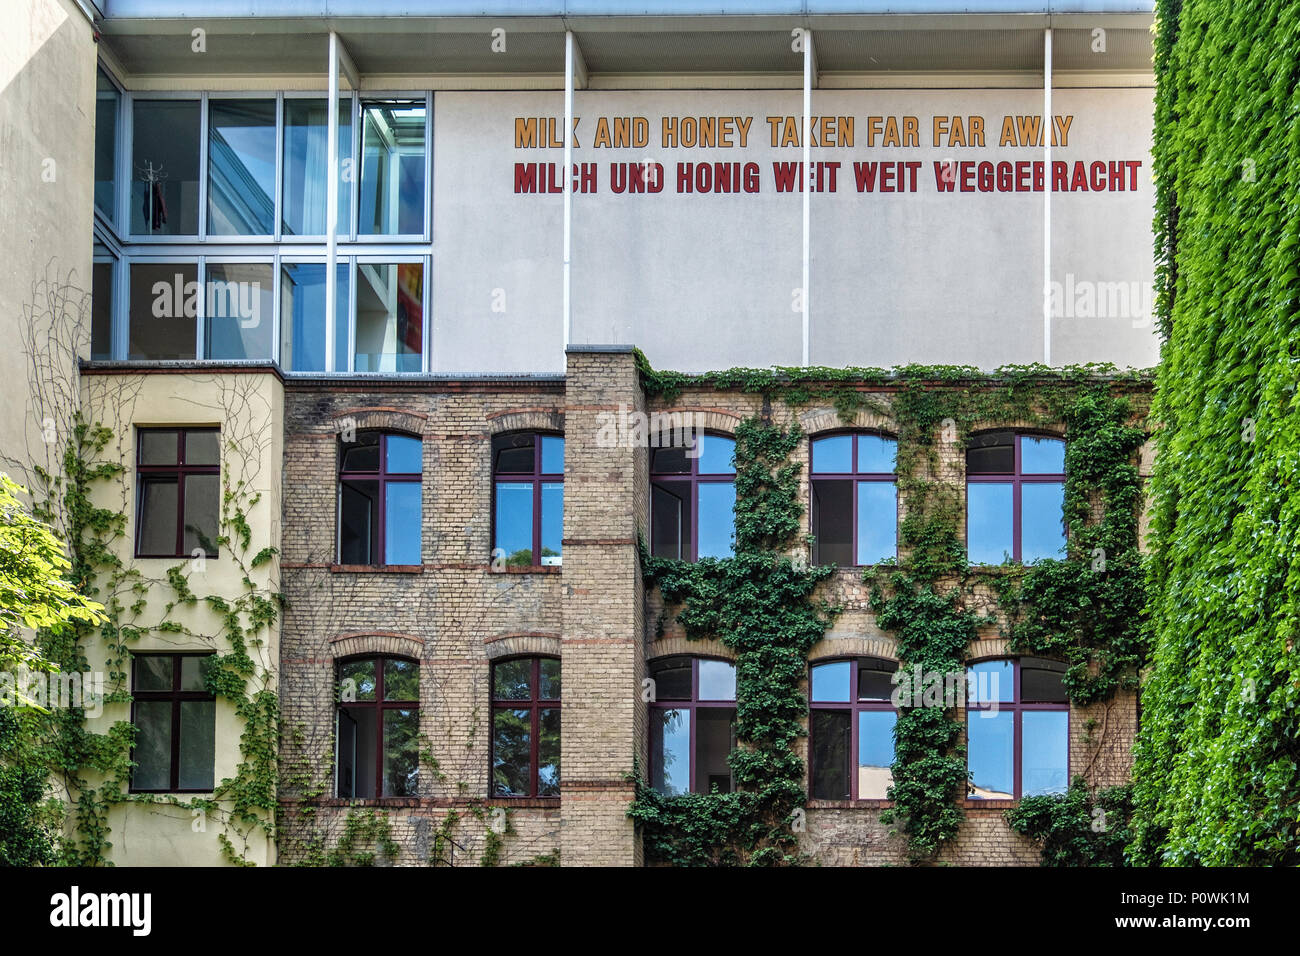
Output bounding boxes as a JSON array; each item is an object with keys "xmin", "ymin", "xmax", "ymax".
[
  {"xmin": 337, "ymin": 430, "xmax": 421, "ymax": 566},
  {"xmin": 490, "ymin": 656, "xmax": 560, "ymax": 798},
  {"xmin": 809, "ymin": 430, "xmax": 899, "ymax": 567},
  {"xmin": 966, "ymin": 656, "xmax": 1070, "ymax": 800},
  {"xmin": 490, "ymin": 431, "xmax": 564, "ymax": 569},
  {"xmin": 649, "ymin": 432, "xmax": 736, "ymax": 562},
  {"xmin": 134, "ymin": 427, "xmax": 220, "ymax": 558},
  {"xmin": 648, "ymin": 655, "xmax": 737, "ymax": 794},
  {"xmin": 966, "ymin": 431, "xmax": 1066, "ymax": 563},
  {"xmin": 129, "ymin": 652, "xmax": 215, "ymax": 794},
  {"xmin": 335, "ymin": 655, "xmax": 420, "ymax": 800},
  {"xmin": 808, "ymin": 657, "xmax": 899, "ymax": 801}
]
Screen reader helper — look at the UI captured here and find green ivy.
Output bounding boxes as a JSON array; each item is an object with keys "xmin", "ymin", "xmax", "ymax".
[{"xmin": 1006, "ymin": 777, "xmax": 1134, "ymax": 866}]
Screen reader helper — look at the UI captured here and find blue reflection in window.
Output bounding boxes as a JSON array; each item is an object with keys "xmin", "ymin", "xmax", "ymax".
[
  {"xmin": 494, "ymin": 483, "xmax": 532, "ymax": 563},
  {"xmin": 1022, "ymin": 711, "xmax": 1069, "ymax": 796},
  {"xmin": 967, "ymin": 660, "xmax": 1014, "ymax": 704},
  {"xmin": 856, "ymin": 481, "xmax": 898, "ymax": 564},
  {"xmin": 811, "ymin": 660, "xmax": 852, "ymax": 703},
  {"xmin": 697, "ymin": 482, "xmax": 736, "ymax": 559},
  {"xmin": 281, "ymin": 263, "xmax": 349, "ymax": 372},
  {"xmin": 1021, "ymin": 436, "xmax": 1065, "ymax": 474},
  {"xmin": 540, "ymin": 482, "xmax": 563, "ymax": 565},
  {"xmin": 967, "ymin": 482, "xmax": 1013, "ymax": 564},
  {"xmin": 385, "ymin": 434, "xmax": 422, "ymax": 475},
  {"xmin": 857, "ymin": 435, "xmax": 897, "ymax": 474},
  {"xmin": 698, "ymin": 660, "xmax": 736, "ymax": 701},
  {"xmin": 384, "ymin": 482, "xmax": 421, "ymax": 564},
  {"xmin": 811, "ymin": 435, "xmax": 852, "ymax": 473},
  {"xmin": 967, "ymin": 710, "xmax": 1014, "ymax": 798},
  {"xmin": 282, "ymin": 98, "xmax": 351, "ymax": 236},
  {"xmin": 858, "ymin": 710, "xmax": 897, "ymax": 799},
  {"xmin": 207, "ymin": 99, "xmax": 276, "ymax": 235},
  {"xmin": 652, "ymin": 709, "xmax": 691, "ymax": 796},
  {"xmin": 540, "ymin": 435, "xmax": 564, "ymax": 475},
  {"xmin": 697, "ymin": 435, "xmax": 736, "ymax": 475},
  {"xmin": 1021, "ymin": 482, "xmax": 1066, "ymax": 562}
]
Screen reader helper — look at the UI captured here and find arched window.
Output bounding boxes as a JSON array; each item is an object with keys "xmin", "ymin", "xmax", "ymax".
[
  {"xmin": 336, "ymin": 656, "xmax": 420, "ymax": 799},
  {"xmin": 492, "ymin": 432, "xmax": 564, "ymax": 568},
  {"xmin": 648, "ymin": 656, "xmax": 736, "ymax": 794},
  {"xmin": 650, "ymin": 433, "xmax": 736, "ymax": 561},
  {"xmin": 810, "ymin": 432, "xmax": 898, "ymax": 566},
  {"xmin": 966, "ymin": 657, "xmax": 1068, "ymax": 799},
  {"xmin": 966, "ymin": 431, "xmax": 1066, "ymax": 564},
  {"xmin": 491, "ymin": 656, "xmax": 561, "ymax": 797},
  {"xmin": 809, "ymin": 657, "xmax": 898, "ymax": 800},
  {"xmin": 337, "ymin": 430, "xmax": 422, "ymax": 565}
]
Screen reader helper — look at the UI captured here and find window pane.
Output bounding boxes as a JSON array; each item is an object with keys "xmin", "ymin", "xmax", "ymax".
[
  {"xmin": 540, "ymin": 482, "xmax": 563, "ymax": 565},
  {"xmin": 91, "ymin": 262, "xmax": 113, "ymax": 360},
  {"xmin": 967, "ymin": 709, "xmax": 1014, "ymax": 798},
  {"xmin": 204, "ymin": 262, "xmax": 274, "ymax": 360},
  {"xmin": 1021, "ymin": 658, "xmax": 1068, "ymax": 703},
  {"xmin": 811, "ymin": 709, "xmax": 850, "ymax": 799},
  {"xmin": 538, "ymin": 707, "xmax": 560, "ymax": 796},
  {"xmin": 354, "ymin": 262, "xmax": 423, "ymax": 373},
  {"xmin": 383, "ymin": 659, "xmax": 419, "ymax": 701},
  {"xmin": 135, "ymin": 656, "xmax": 173, "ymax": 691},
  {"xmin": 340, "ymin": 431, "xmax": 380, "ymax": 473},
  {"xmin": 811, "ymin": 435, "xmax": 852, "ymax": 474},
  {"xmin": 137, "ymin": 478, "xmax": 178, "ymax": 555},
  {"xmin": 282, "ymin": 97, "xmax": 351, "ymax": 236},
  {"xmin": 967, "ymin": 431, "xmax": 1014, "ymax": 474},
  {"xmin": 385, "ymin": 435, "xmax": 422, "ymax": 474},
  {"xmin": 183, "ymin": 473, "xmax": 220, "ymax": 558},
  {"xmin": 339, "ymin": 479, "xmax": 378, "ymax": 564},
  {"xmin": 698, "ymin": 660, "xmax": 736, "ymax": 701},
  {"xmin": 811, "ymin": 660, "xmax": 852, "ymax": 703},
  {"xmin": 383, "ymin": 708, "xmax": 420, "ymax": 796},
  {"xmin": 648, "ymin": 658, "xmax": 691, "ymax": 701},
  {"xmin": 360, "ymin": 101, "xmax": 426, "ymax": 235},
  {"xmin": 856, "ymin": 481, "xmax": 898, "ymax": 564},
  {"xmin": 696, "ymin": 707, "xmax": 734, "ymax": 794},
  {"xmin": 493, "ymin": 433, "xmax": 535, "ymax": 474},
  {"xmin": 967, "ymin": 481, "xmax": 1013, "ymax": 564},
  {"xmin": 858, "ymin": 659, "xmax": 898, "ymax": 701},
  {"xmin": 180, "ymin": 656, "xmax": 209, "ymax": 692},
  {"xmin": 178, "ymin": 700, "xmax": 215, "ymax": 790},
  {"xmin": 858, "ymin": 710, "xmax": 896, "ymax": 799},
  {"xmin": 383, "ymin": 481, "xmax": 421, "ymax": 564},
  {"xmin": 184, "ymin": 430, "xmax": 220, "ymax": 467},
  {"xmin": 207, "ymin": 98, "xmax": 276, "ymax": 235},
  {"xmin": 339, "ymin": 659, "xmax": 377, "ymax": 701},
  {"xmin": 131, "ymin": 99, "xmax": 200, "ymax": 235},
  {"xmin": 494, "ymin": 660, "xmax": 532, "ymax": 700},
  {"xmin": 811, "ymin": 479, "xmax": 852, "ymax": 567},
  {"xmin": 697, "ymin": 481, "xmax": 736, "ymax": 559},
  {"xmin": 650, "ymin": 445, "xmax": 690, "ymax": 475},
  {"xmin": 494, "ymin": 482, "xmax": 533, "ymax": 567},
  {"xmin": 967, "ymin": 660, "xmax": 1014, "ymax": 704},
  {"xmin": 492, "ymin": 708, "xmax": 531, "ymax": 796},
  {"xmin": 538, "ymin": 659, "xmax": 560, "ymax": 699},
  {"xmin": 139, "ymin": 430, "xmax": 178, "ymax": 465},
  {"xmin": 129, "ymin": 262, "xmax": 197, "ymax": 360},
  {"xmin": 280, "ymin": 262, "xmax": 350, "ymax": 372},
  {"xmin": 697, "ymin": 435, "xmax": 736, "ymax": 475},
  {"xmin": 95, "ymin": 71, "xmax": 118, "ymax": 218},
  {"xmin": 650, "ymin": 482, "xmax": 689, "ymax": 560},
  {"xmin": 858, "ymin": 435, "xmax": 897, "ymax": 474},
  {"xmin": 540, "ymin": 436, "xmax": 564, "ymax": 475},
  {"xmin": 1021, "ymin": 482, "xmax": 1066, "ymax": 562},
  {"xmin": 1022, "ymin": 711, "xmax": 1069, "ymax": 796},
  {"xmin": 339, "ymin": 705, "xmax": 376, "ymax": 798},
  {"xmin": 1021, "ymin": 436, "xmax": 1066, "ymax": 474},
  {"xmin": 132, "ymin": 700, "xmax": 172, "ymax": 790}
]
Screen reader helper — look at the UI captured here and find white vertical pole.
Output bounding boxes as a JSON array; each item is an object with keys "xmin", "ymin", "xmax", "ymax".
[
  {"xmin": 802, "ymin": 29, "xmax": 812, "ymax": 367},
  {"xmin": 326, "ymin": 32, "xmax": 340, "ymax": 373},
  {"xmin": 1043, "ymin": 27, "xmax": 1053, "ymax": 367},
  {"xmin": 563, "ymin": 32, "xmax": 574, "ymax": 353}
]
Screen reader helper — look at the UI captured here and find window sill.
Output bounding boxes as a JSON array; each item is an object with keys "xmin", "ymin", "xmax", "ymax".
[
  {"xmin": 963, "ymin": 798, "xmax": 1019, "ymax": 809},
  {"xmin": 310, "ymin": 796, "xmax": 561, "ymax": 809},
  {"xmin": 490, "ymin": 565, "xmax": 561, "ymax": 575},
  {"xmin": 805, "ymin": 799, "xmax": 894, "ymax": 809},
  {"xmin": 329, "ymin": 563, "xmax": 424, "ymax": 574}
]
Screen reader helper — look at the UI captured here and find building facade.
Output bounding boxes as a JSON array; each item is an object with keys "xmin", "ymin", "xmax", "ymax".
[{"xmin": 3, "ymin": 1, "xmax": 1159, "ymax": 866}]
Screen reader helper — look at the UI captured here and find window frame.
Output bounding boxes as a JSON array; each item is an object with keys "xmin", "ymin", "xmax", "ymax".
[
  {"xmin": 489, "ymin": 656, "xmax": 561, "ymax": 799},
  {"xmin": 490, "ymin": 431, "xmax": 564, "ymax": 570},
  {"xmin": 649, "ymin": 431, "xmax": 737, "ymax": 562},
  {"xmin": 134, "ymin": 426, "xmax": 221, "ymax": 559},
  {"xmin": 965, "ymin": 656, "xmax": 1070, "ymax": 801},
  {"xmin": 128, "ymin": 652, "xmax": 216, "ymax": 794},
  {"xmin": 966, "ymin": 430, "xmax": 1067, "ymax": 564},
  {"xmin": 336, "ymin": 429, "xmax": 423, "ymax": 567},
  {"xmin": 809, "ymin": 430, "xmax": 899, "ymax": 567},
  {"xmin": 647, "ymin": 655, "xmax": 737, "ymax": 795},
  {"xmin": 808, "ymin": 656, "xmax": 899, "ymax": 801},
  {"xmin": 335, "ymin": 655, "xmax": 421, "ymax": 800}
]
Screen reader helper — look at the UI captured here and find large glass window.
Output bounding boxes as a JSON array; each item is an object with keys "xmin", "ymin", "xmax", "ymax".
[
  {"xmin": 131, "ymin": 99, "xmax": 201, "ymax": 236},
  {"xmin": 810, "ymin": 433, "xmax": 898, "ymax": 566},
  {"xmin": 337, "ymin": 431, "xmax": 422, "ymax": 566},
  {"xmin": 650, "ymin": 434, "xmax": 736, "ymax": 561},
  {"xmin": 359, "ymin": 100, "xmax": 427, "ymax": 236},
  {"xmin": 336, "ymin": 656, "xmax": 420, "ymax": 799},
  {"xmin": 967, "ymin": 432, "xmax": 1066, "ymax": 564},
  {"xmin": 207, "ymin": 98, "xmax": 277, "ymax": 236},
  {"xmin": 135, "ymin": 427, "xmax": 220, "ymax": 559},
  {"xmin": 354, "ymin": 261, "xmax": 424, "ymax": 373},
  {"xmin": 492, "ymin": 432, "xmax": 563, "ymax": 568},
  {"xmin": 280, "ymin": 262, "xmax": 350, "ymax": 372},
  {"xmin": 491, "ymin": 657, "xmax": 561, "ymax": 798},
  {"xmin": 966, "ymin": 657, "xmax": 1069, "ymax": 799},
  {"xmin": 204, "ymin": 261, "xmax": 274, "ymax": 360},
  {"xmin": 130, "ymin": 654, "xmax": 215, "ymax": 792},
  {"xmin": 282, "ymin": 97, "xmax": 352, "ymax": 236},
  {"xmin": 128, "ymin": 262, "xmax": 197, "ymax": 360},
  {"xmin": 649, "ymin": 657, "xmax": 736, "ymax": 795},
  {"xmin": 95, "ymin": 69, "xmax": 119, "ymax": 221},
  {"xmin": 809, "ymin": 657, "xmax": 898, "ymax": 800},
  {"xmin": 91, "ymin": 260, "xmax": 114, "ymax": 360}
]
